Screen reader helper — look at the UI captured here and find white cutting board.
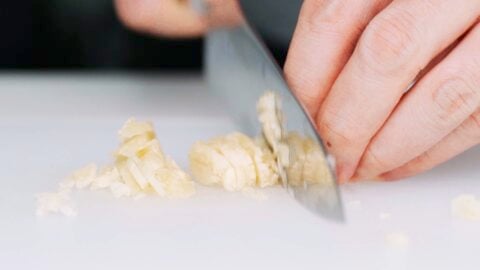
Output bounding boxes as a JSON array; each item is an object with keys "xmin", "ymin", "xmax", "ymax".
[{"xmin": 0, "ymin": 74, "xmax": 479, "ymax": 270}]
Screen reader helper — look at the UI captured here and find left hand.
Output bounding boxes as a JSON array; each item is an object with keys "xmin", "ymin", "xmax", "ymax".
[{"xmin": 284, "ymin": 0, "xmax": 480, "ymax": 182}]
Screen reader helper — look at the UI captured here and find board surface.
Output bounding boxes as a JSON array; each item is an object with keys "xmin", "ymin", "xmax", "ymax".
[{"xmin": 0, "ymin": 74, "xmax": 479, "ymax": 270}]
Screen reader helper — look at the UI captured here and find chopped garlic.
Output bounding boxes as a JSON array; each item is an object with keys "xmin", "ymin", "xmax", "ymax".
[
  {"xmin": 189, "ymin": 132, "xmax": 278, "ymax": 191},
  {"xmin": 115, "ymin": 134, "xmax": 153, "ymax": 158},
  {"xmin": 212, "ymin": 134, "xmax": 257, "ymax": 190},
  {"xmin": 68, "ymin": 163, "xmax": 97, "ymax": 189},
  {"xmin": 256, "ymin": 91, "xmax": 289, "ymax": 185},
  {"xmin": 109, "ymin": 182, "xmax": 134, "ymax": 198},
  {"xmin": 118, "ymin": 118, "xmax": 155, "ymax": 143},
  {"xmin": 35, "ymin": 190, "xmax": 77, "ymax": 217},
  {"xmin": 109, "ymin": 118, "xmax": 195, "ymax": 198},
  {"xmin": 36, "ymin": 118, "xmax": 195, "ymax": 217},
  {"xmin": 234, "ymin": 134, "xmax": 278, "ymax": 187},
  {"xmin": 285, "ymin": 132, "xmax": 333, "ymax": 186},
  {"xmin": 189, "ymin": 140, "xmax": 237, "ymax": 187},
  {"xmin": 90, "ymin": 166, "xmax": 120, "ymax": 190},
  {"xmin": 451, "ymin": 194, "xmax": 480, "ymax": 221},
  {"xmin": 257, "ymin": 91, "xmax": 283, "ymax": 154},
  {"xmin": 126, "ymin": 157, "xmax": 150, "ymax": 189}
]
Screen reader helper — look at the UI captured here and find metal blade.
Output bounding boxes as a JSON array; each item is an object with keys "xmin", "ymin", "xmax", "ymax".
[{"xmin": 204, "ymin": 5, "xmax": 344, "ymax": 221}]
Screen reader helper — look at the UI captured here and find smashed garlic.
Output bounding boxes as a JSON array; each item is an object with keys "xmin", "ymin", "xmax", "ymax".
[
  {"xmin": 257, "ymin": 91, "xmax": 283, "ymax": 154},
  {"xmin": 189, "ymin": 132, "xmax": 278, "ymax": 191},
  {"xmin": 257, "ymin": 91, "xmax": 333, "ymax": 188},
  {"xmin": 36, "ymin": 118, "xmax": 195, "ymax": 217},
  {"xmin": 451, "ymin": 194, "xmax": 480, "ymax": 221},
  {"xmin": 256, "ymin": 91, "xmax": 290, "ymax": 187},
  {"xmin": 286, "ymin": 132, "xmax": 333, "ymax": 186}
]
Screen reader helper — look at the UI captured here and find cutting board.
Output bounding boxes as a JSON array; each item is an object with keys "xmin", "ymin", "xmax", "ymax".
[{"xmin": 0, "ymin": 74, "xmax": 479, "ymax": 270}]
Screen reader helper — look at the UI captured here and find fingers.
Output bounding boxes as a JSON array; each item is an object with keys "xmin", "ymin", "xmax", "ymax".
[
  {"xmin": 316, "ymin": 0, "xmax": 480, "ymax": 182},
  {"xmin": 115, "ymin": 0, "xmax": 207, "ymax": 37},
  {"xmin": 356, "ymin": 23, "xmax": 480, "ymax": 179},
  {"xmin": 380, "ymin": 109, "xmax": 480, "ymax": 180},
  {"xmin": 284, "ymin": 0, "xmax": 391, "ymax": 116}
]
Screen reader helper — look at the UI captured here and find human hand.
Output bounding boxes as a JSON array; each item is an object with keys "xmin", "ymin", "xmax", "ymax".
[
  {"xmin": 114, "ymin": 0, "xmax": 242, "ymax": 37},
  {"xmin": 114, "ymin": 0, "xmax": 207, "ymax": 37},
  {"xmin": 284, "ymin": 0, "xmax": 480, "ymax": 182}
]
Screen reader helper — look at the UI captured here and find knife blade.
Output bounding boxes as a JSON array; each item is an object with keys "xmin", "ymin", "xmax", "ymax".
[{"xmin": 197, "ymin": 0, "xmax": 344, "ymax": 221}]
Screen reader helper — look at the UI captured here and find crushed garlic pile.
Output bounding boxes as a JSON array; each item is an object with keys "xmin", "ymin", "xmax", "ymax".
[{"xmin": 189, "ymin": 132, "xmax": 278, "ymax": 191}]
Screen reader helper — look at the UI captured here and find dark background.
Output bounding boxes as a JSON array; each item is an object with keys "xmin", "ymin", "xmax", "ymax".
[{"xmin": 1, "ymin": 0, "xmax": 301, "ymax": 70}]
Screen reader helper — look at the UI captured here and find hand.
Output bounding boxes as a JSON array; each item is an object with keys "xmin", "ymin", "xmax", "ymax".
[
  {"xmin": 115, "ymin": 0, "xmax": 480, "ymax": 182},
  {"xmin": 114, "ymin": 0, "xmax": 242, "ymax": 37},
  {"xmin": 114, "ymin": 0, "xmax": 207, "ymax": 37},
  {"xmin": 284, "ymin": 0, "xmax": 480, "ymax": 182}
]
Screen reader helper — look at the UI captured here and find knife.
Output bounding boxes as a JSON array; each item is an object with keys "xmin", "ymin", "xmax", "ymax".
[{"xmin": 194, "ymin": 0, "xmax": 344, "ymax": 221}]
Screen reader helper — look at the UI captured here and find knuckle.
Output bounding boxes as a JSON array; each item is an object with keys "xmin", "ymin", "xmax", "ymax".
[
  {"xmin": 430, "ymin": 75, "xmax": 479, "ymax": 127},
  {"xmin": 358, "ymin": 8, "xmax": 419, "ymax": 73},
  {"xmin": 300, "ymin": 0, "xmax": 352, "ymax": 37}
]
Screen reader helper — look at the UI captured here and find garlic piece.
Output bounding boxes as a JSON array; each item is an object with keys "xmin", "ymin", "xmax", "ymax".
[
  {"xmin": 385, "ymin": 232, "xmax": 410, "ymax": 248},
  {"xmin": 189, "ymin": 132, "xmax": 278, "ymax": 191},
  {"xmin": 118, "ymin": 118, "xmax": 155, "ymax": 143},
  {"xmin": 451, "ymin": 194, "xmax": 480, "ymax": 221},
  {"xmin": 256, "ymin": 91, "xmax": 290, "ymax": 186},
  {"xmin": 286, "ymin": 132, "xmax": 333, "ymax": 186},
  {"xmin": 90, "ymin": 166, "xmax": 120, "ymax": 190},
  {"xmin": 257, "ymin": 91, "xmax": 283, "ymax": 153},
  {"xmin": 111, "ymin": 118, "xmax": 195, "ymax": 198},
  {"xmin": 35, "ymin": 190, "xmax": 77, "ymax": 217},
  {"xmin": 67, "ymin": 163, "xmax": 97, "ymax": 189}
]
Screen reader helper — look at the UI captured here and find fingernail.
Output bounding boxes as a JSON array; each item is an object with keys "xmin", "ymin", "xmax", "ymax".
[{"xmin": 336, "ymin": 162, "xmax": 356, "ymax": 183}]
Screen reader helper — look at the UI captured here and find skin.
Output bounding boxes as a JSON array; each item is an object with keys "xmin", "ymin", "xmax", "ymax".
[{"xmin": 115, "ymin": 0, "xmax": 480, "ymax": 182}]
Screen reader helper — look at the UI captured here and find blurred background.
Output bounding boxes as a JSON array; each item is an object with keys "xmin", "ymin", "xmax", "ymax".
[{"xmin": 2, "ymin": 0, "xmax": 302, "ymax": 70}]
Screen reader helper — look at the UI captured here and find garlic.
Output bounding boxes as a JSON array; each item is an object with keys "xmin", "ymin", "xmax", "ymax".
[
  {"xmin": 189, "ymin": 132, "xmax": 278, "ymax": 191},
  {"xmin": 36, "ymin": 118, "xmax": 195, "ymax": 217},
  {"xmin": 67, "ymin": 163, "xmax": 97, "ymax": 189},
  {"xmin": 35, "ymin": 189, "xmax": 77, "ymax": 217},
  {"xmin": 285, "ymin": 132, "xmax": 333, "ymax": 187},
  {"xmin": 451, "ymin": 194, "xmax": 480, "ymax": 221},
  {"xmin": 110, "ymin": 118, "xmax": 195, "ymax": 198}
]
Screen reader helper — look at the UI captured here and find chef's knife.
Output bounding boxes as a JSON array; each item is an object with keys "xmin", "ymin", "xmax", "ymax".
[{"xmin": 194, "ymin": 0, "xmax": 344, "ymax": 221}]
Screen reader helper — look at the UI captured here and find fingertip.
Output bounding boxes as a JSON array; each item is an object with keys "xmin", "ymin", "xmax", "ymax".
[
  {"xmin": 114, "ymin": 0, "xmax": 142, "ymax": 31},
  {"xmin": 115, "ymin": 0, "xmax": 207, "ymax": 37},
  {"xmin": 335, "ymin": 161, "xmax": 357, "ymax": 183}
]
